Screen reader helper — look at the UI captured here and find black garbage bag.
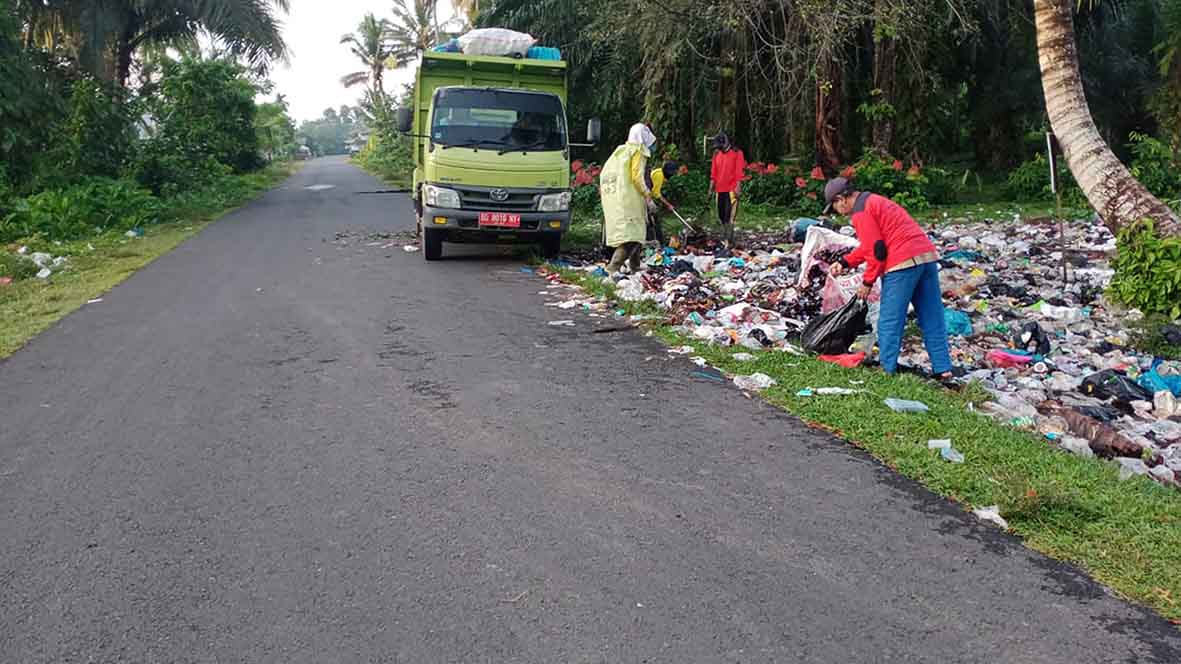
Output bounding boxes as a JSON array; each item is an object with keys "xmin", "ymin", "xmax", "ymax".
[
  {"xmin": 1013, "ymin": 322, "xmax": 1052, "ymax": 356},
  {"xmin": 1074, "ymin": 404, "xmax": 1122, "ymax": 423},
  {"xmin": 1081, "ymin": 369, "xmax": 1155, "ymax": 405},
  {"xmin": 1162, "ymin": 324, "xmax": 1181, "ymax": 347},
  {"xmin": 801, "ymin": 298, "xmax": 869, "ymax": 355}
]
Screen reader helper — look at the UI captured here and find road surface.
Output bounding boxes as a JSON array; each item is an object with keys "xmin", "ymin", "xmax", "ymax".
[{"xmin": 2, "ymin": 156, "xmax": 1178, "ymax": 663}]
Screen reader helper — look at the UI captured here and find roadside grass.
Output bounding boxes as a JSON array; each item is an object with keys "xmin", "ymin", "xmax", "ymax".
[
  {"xmin": 0, "ymin": 162, "xmax": 298, "ymax": 359},
  {"xmin": 551, "ymin": 265, "xmax": 1181, "ymax": 624},
  {"xmin": 351, "ymin": 154, "xmax": 412, "ymax": 189}
]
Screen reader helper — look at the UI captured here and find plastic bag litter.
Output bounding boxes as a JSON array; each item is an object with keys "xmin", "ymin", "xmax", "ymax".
[
  {"xmin": 944, "ymin": 310, "xmax": 973, "ymax": 337},
  {"xmin": 1117, "ymin": 457, "xmax": 1149, "ymax": 480},
  {"xmin": 732, "ymin": 352, "xmax": 756, "ymax": 362},
  {"xmin": 1013, "ymin": 321, "xmax": 1051, "ymax": 355},
  {"xmin": 818, "ymin": 352, "xmax": 866, "ymax": 368},
  {"xmin": 1081, "ymin": 369, "xmax": 1155, "ymax": 405},
  {"xmin": 972, "ymin": 506, "xmax": 1009, "ymax": 530},
  {"xmin": 884, "ymin": 398, "xmax": 929, "ymax": 413},
  {"xmin": 733, "ymin": 373, "xmax": 776, "ymax": 391},
  {"xmin": 1059, "ymin": 436, "xmax": 1095, "ymax": 458},
  {"xmin": 940, "ymin": 446, "xmax": 965, "ymax": 463},
  {"xmin": 798, "ymin": 225, "xmax": 859, "ymax": 289},
  {"xmin": 800, "ymin": 298, "xmax": 868, "ymax": 355},
  {"xmin": 457, "ymin": 28, "xmax": 536, "ymax": 57}
]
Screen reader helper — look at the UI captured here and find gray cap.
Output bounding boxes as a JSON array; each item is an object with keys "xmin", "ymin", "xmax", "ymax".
[{"xmin": 822, "ymin": 177, "xmax": 853, "ymax": 214}]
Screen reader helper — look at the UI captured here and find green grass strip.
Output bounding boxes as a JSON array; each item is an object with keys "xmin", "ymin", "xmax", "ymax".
[{"xmin": 0, "ymin": 162, "xmax": 299, "ymax": 359}]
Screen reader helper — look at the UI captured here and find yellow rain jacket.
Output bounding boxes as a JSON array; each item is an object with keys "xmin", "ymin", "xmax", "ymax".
[{"xmin": 600, "ymin": 142, "xmax": 650, "ymax": 247}]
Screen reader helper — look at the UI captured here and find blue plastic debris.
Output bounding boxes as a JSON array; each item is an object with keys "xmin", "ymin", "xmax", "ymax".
[
  {"xmin": 526, "ymin": 46, "xmax": 562, "ymax": 60},
  {"xmin": 944, "ymin": 310, "xmax": 973, "ymax": 337}
]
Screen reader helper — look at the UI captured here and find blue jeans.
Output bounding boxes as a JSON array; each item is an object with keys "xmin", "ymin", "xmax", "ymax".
[{"xmin": 877, "ymin": 261, "xmax": 952, "ymax": 375}]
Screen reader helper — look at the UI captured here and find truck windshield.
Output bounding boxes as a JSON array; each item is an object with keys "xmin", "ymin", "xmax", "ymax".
[{"xmin": 431, "ymin": 88, "xmax": 566, "ymax": 152}]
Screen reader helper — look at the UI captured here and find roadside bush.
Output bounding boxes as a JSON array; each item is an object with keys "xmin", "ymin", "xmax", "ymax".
[
  {"xmin": 1110, "ymin": 219, "xmax": 1181, "ymax": 318},
  {"xmin": 355, "ymin": 132, "xmax": 414, "ymax": 184},
  {"xmin": 0, "ymin": 178, "xmax": 162, "ymax": 242},
  {"xmin": 742, "ymin": 163, "xmax": 798, "ymax": 208},
  {"xmin": 845, "ymin": 152, "xmax": 950, "ymax": 211},
  {"xmin": 1005, "ymin": 153, "xmax": 1083, "ymax": 203},
  {"xmin": 149, "ymin": 58, "xmax": 262, "ymax": 174},
  {"xmin": 660, "ymin": 165, "xmax": 710, "ymax": 212},
  {"xmin": 132, "ymin": 136, "xmax": 231, "ymax": 197},
  {"xmin": 1128, "ymin": 132, "xmax": 1181, "ymax": 202}
]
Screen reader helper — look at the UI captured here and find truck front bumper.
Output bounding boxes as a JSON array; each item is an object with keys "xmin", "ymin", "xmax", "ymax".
[{"xmin": 422, "ymin": 205, "xmax": 571, "ymax": 240}]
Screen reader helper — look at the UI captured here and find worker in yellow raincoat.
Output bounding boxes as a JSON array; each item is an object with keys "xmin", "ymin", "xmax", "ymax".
[{"xmin": 600, "ymin": 123, "xmax": 657, "ymax": 275}]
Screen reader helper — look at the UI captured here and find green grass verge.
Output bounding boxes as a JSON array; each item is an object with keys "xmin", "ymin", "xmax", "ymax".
[
  {"xmin": 551, "ymin": 265, "xmax": 1181, "ymax": 624},
  {"xmin": 0, "ymin": 162, "xmax": 298, "ymax": 359}
]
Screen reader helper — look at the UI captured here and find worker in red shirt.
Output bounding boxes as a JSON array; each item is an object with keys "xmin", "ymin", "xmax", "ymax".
[
  {"xmin": 823, "ymin": 177, "xmax": 955, "ymax": 381},
  {"xmin": 709, "ymin": 133, "xmax": 746, "ymax": 246}
]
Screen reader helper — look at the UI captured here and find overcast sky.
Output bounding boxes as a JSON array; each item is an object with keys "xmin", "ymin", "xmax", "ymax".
[{"xmin": 268, "ymin": 0, "xmax": 460, "ymax": 124}]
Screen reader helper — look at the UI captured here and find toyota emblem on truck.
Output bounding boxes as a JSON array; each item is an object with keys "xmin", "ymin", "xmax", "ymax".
[{"xmin": 490, "ymin": 189, "xmax": 509, "ymax": 202}]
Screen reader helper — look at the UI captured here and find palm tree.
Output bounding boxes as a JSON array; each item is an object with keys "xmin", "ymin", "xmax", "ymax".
[
  {"xmin": 340, "ymin": 13, "xmax": 395, "ymax": 92},
  {"xmin": 387, "ymin": 0, "xmax": 439, "ymax": 68},
  {"xmin": 452, "ymin": 0, "xmax": 481, "ymax": 25},
  {"xmin": 18, "ymin": 0, "xmax": 290, "ymax": 88},
  {"xmin": 1034, "ymin": 0, "xmax": 1180, "ymax": 235}
]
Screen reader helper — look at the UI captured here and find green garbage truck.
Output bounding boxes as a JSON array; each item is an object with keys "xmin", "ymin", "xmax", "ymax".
[{"xmin": 396, "ymin": 51, "xmax": 600, "ymax": 261}]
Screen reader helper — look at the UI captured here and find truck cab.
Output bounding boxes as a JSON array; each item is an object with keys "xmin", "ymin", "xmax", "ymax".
[{"xmin": 398, "ymin": 51, "xmax": 598, "ymax": 261}]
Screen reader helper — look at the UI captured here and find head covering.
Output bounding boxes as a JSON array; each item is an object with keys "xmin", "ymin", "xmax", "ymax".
[
  {"xmin": 662, "ymin": 160, "xmax": 679, "ymax": 179},
  {"xmin": 627, "ymin": 123, "xmax": 656, "ymax": 150},
  {"xmin": 712, "ymin": 132, "xmax": 731, "ymax": 151},
  {"xmin": 822, "ymin": 177, "xmax": 853, "ymax": 214}
]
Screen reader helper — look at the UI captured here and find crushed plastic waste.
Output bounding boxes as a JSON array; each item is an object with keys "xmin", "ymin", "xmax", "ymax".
[
  {"xmin": 734, "ymin": 373, "xmax": 777, "ymax": 391},
  {"xmin": 545, "ymin": 215, "xmax": 1181, "ymax": 490},
  {"xmin": 972, "ymin": 505, "xmax": 1009, "ymax": 530},
  {"xmin": 732, "ymin": 352, "xmax": 756, "ymax": 362},
  {"xmin": 884, "ymin": 398, "xmax": 929, "ymax": 413},
  {"xmin": 940, "ymin": 446, "xmax": 965, "ymax": 463}
]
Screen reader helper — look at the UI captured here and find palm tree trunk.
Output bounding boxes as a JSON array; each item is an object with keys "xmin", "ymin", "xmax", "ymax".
[{"xmin": 1034, "ymin": 0, "xmax": 1181, "ymax": 236}]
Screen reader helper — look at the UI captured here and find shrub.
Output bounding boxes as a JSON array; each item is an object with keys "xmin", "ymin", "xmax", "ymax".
[
  {"xmin": 132, "ymin": 136, "xmax": 231, "ymax": 198},
  {"xmin": 149, "ymin": 58, "xmax": 263, "ymax": 174},
  {"xmin": 355, "ymin": 132, "xmax": 414, "ymax": 184},
  {"xmin": 1110, "ymin": 219, "xmax": 1181, "ymax": 318},
  {"xmin": 0, "ymin": 178, "xmax": 162, "ymax": 242},
  {"xmin": 1005, "ymin": 153, "xmax": 1083, "ymax": 203},
  {"xmin": 1128, "ymin": 132, "xmax": 1181, "ymax": 202},
  {"xmin": 844, "ymin": 152, "xmax": 951, "ymax": 211}
]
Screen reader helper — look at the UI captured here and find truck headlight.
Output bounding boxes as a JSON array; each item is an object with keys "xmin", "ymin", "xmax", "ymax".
[
  {"xmin": 423, "ymin": 184, "xmax": 461, "ymax": 209},
  {"xmin": 537, "ymin": 191, "xmax": 572, "ymax": 212}
]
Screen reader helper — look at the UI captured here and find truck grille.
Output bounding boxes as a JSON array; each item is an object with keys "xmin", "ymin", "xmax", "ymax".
[{"xmin": 455, "ymin": 186, "xmax": 540, "ymax": 213}]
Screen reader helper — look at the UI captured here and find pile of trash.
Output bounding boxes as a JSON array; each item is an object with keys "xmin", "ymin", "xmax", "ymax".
[
  {"xmin": 431, "ymin": 28, "xmax": 560, "ymax": 60},
  {"xmin": 0, "ymin": 245, "xmax": 68, "ymax": 284},
  {"xmin": 567, "ymin": 216, "xmax": 1181, "ymax": 489}
]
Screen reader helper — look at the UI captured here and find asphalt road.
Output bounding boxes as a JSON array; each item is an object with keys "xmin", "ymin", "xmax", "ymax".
[{"xmin": 2, "ymin": 156, "xmax": 1178, "ymax": 663}]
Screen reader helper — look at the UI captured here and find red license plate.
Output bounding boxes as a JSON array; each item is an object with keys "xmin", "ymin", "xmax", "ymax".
[{"xmin": 478, "ymin": 212, "xmax": 521, "ymax": 228}]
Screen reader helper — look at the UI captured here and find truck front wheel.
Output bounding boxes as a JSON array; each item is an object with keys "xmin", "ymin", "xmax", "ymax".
[
  {"xmin": 423, "ymin": 229, "xmax": 444, "ymax": 261},
  {"xmin": 539, "ymin": 233, "xmax": 562, "ymax": 259}
]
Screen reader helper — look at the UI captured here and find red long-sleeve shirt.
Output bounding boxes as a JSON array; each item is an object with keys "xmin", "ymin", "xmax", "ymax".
[
  {"xmin": 842, "ymin": 193, "xmax": 937, "ymax": 285},
  {"xmin": 711, "ymin": 149, "xmax": 746, "ymax": 193}
]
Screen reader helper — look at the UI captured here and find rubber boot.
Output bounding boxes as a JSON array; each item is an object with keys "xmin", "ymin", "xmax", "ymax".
[
  {"xmin": 627, "ymin": 242, "xmax": 643, "ymax": 272},
  {"xmin": 606, "ymin": 245, "xmax": 629, "ymax": 274}
]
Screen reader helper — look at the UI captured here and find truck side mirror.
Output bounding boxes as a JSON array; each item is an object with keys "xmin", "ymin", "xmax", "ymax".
[
  {"xmin": 396, "ymin": 107, "xmax": 413, "ymax": 134},
  {"xmin": 586, "ymin": 118, "xmax": 602, "ymax": 145}
]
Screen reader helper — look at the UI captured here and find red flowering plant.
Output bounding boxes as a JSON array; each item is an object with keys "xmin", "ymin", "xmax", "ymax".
[{"xmin": 570, "ymin": 159, "xmax": 603, "ymax": 214}]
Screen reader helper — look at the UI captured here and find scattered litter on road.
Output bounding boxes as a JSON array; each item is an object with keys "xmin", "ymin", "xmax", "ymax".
[
  {"xmin": 691, "ymin": 369, "xmax": 725, "ymax": 382},
  {"xmin": 403, "ymin": 245, "xmax": 419, "ymax": 252},
  {"xmin": 86, "ymin": 298, "xmax": 103, "ymax": 304},
  {"xmin": 734, "ymin": 373, "xmax": 777, "ymax": 391},
  {"xmin": 547, "ymin": 320, "xmax": 575, "ymax": 327},
  {"xmin": 668, "ymin": 346, "xmax": 695, "ymax": 355},
  {"xmin": 533, "ymin": 213, "xmax": 1181, "ymax": 489},
  {"xmin": 972, "ymin": 505, "xmax": 1009, "ymax": 530},
  {"xmin": 690, "ymin": 357, "xmax": 708, "ymax": 367}
]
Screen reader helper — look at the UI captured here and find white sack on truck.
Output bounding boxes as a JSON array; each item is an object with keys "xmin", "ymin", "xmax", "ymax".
[{"xmin": 458, "ymin": 28, "xmax": 536, "ymax": 57}]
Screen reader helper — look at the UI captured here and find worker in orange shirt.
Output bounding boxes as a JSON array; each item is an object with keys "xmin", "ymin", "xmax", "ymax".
[{"xmin": 708, "ymin": 132, "xmax": 746, "ymax": 247}]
